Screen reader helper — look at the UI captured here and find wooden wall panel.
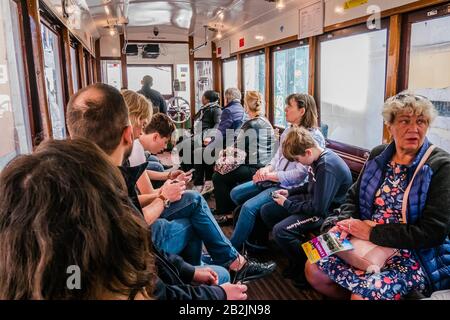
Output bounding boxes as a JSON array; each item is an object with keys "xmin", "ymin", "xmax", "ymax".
[
  {"xmin": 27, "ymin": 0, "xmax": 52, "ymax": 139},
  {"xmin": 120, "ymin": 34, "xmax": 128, "ymax": 89}
]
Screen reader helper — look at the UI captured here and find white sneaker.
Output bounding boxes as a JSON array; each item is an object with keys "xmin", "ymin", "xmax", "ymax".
[
  {"xmin": 192, "ymin": 185, "xmax": 203, "ymax": 193},
  {"xmin": 201, "ymin": 181, "xmax": 214, "ymax": 195}
]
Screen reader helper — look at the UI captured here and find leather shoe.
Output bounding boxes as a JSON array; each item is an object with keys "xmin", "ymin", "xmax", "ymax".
[
  {"xmin": 215, "ymin": 215, "xmax": 231, "ymax": 226},
  {"xmin": 231, "ymin": 258, "xmax": 276, "ymax": 283}
]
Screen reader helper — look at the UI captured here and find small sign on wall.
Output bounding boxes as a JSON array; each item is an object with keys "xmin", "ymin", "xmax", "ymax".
[
  {"xmin": 344, "ymin": 0, "xmax": 368, "ymax": 10},
  {"xmin": 298, "ymin": 0, "xmax": 324, "ymax": 39},
  {"xmin": 217, "ymin": 47, "xmax": 222, "ymax": 57},
  {"xmin": 239, "ymin": 38, "xmax": 245, "ymax": 48}
]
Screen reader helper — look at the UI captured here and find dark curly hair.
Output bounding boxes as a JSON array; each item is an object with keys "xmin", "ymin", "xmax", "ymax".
[{"xmin": 0, "ymin": 139, "xmax": 156, "ymax": 299}]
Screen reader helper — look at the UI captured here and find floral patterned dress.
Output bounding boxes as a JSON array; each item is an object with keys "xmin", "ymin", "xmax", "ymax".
[{"xmin": 317, "ymin": 161, "xmax": 427, "ymax": 300}]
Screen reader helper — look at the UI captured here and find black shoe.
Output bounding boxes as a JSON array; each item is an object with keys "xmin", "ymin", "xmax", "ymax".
[{"xmin": 231, "ymin": 258, "xmax": 276, "ymax": 283}]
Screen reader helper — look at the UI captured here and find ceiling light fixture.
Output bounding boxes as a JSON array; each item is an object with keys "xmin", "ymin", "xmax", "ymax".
[
  {"xmin": 276, "ymin": 0, "xmax": 285, "ymax": 9},
  {"xmin": 109, "ymin": 26, "xmax": 117, "ymax": 36},
  {"xmin": 105, "ymin": 5, "xmax": 111, "ymax": 15}
]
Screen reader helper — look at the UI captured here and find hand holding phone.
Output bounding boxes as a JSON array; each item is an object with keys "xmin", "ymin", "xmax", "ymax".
[
  {"xmin": 271, "ymin": 191, "xmax": 279, "ymax": 199},
  {"xmin": 186, "ymin": 168, "xmax": 195, "ymax": 175}
]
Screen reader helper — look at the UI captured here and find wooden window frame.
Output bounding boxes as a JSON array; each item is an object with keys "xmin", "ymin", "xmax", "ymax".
[
  {"xmin": 127, "ymin": 64, "xmax": 175, "ymax": 99},
  {"xmin": 398, "ymin": 2, "xmax": 450, "ymax": 92},
  {"xmin": 315, "ymin": 20, "xmax": 390, "ymax": 174},
  {"xmin": 270, "ymin": 39, "xmax": 310, "ymax": 129}
]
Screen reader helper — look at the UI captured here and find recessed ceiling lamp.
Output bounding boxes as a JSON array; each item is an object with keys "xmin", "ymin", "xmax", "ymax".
[
  {"xmin": 255, "ymin": 35, "xmax": 264, "ymax": 41},
  {"xmin": 334, "ymin": 6, "xmax": 344, "ymax": 14},
  {"xmin": 276, "ymin": 0, "xmax": 285, "ymax": 9},
  {"xmin": 109, "ymin": 26, "xmax": 117, "ymax": 36}
]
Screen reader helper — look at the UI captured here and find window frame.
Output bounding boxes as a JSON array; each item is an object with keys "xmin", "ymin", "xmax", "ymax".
[
  {"xmin": 316, "ymin": 20, "xmax": 390, "ymax": 163},
  {"xmin": 270, "ymin": 38, "xmax": 310, "ymax": 129},
  {"xmin": 194, "ymin": 58, "xmax": 214, "ymax": 112},
  {"xmin": 398, "ymin": 2, "xmax": 450, "ymax": 91},
  {"xmin": 241, "ymin": 49, "xmax": 266, "ymax": 96},
  {"xmin": 221, "ymin": 55, "xmax": 238, "ymax": 102},
  {"xmin": 126, "ymin": 64, "xmax": 175, "ymax": 99},
  {"xmin": 39, "ymin": 14, "xmax": 69, "ymax": 139}
]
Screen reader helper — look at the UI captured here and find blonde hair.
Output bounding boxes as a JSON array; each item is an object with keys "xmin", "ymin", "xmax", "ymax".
[
  {"xmin": 244, "ymin": 91, "xmax": 264, "ymax": 115},
  {"xmin": 282, "ymin": 127, "xmax": 318, "ymax": 161},
  {"xmin": 122, "ymin": 90, "xmax": 153, "ymax": 127},
  {"xmin": 382, "ymin": 91, "xmax": 437, "ymax": 125}
]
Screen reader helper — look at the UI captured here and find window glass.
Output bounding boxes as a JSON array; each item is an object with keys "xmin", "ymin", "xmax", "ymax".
[
  {"xmin": 127, "ymin": 65, "xmax": 173, "ymax": 96},
  {"xmin": 41, "ymin": 23, "xmax": 66, "ymax": 139},
  {"xmin": 101, "ymin": 60, "xmax": 121, "ymax": 90},
  {"xmin": 70, "ymin": 46, "xmax": 79, "ymax": 92},
  {"xmin": 243, "ymin": 52, "xmax": 265, "ymax": 114},
  {"xmin": 222, "ymin": 59, "xmax": 238, "ymax": 92},
  {"xmin": 194, "ymin": 60, "xmax": 213, "ymax": 112},
  {"xmin": 273, "ymin": 44, "xmax": 309, "ymax": 127},
  {"xmin": 0, "ymin": 0, "xmax": 32, "ymax": 170},
  {"xmin": 408, "ymin": 15, "xmax": 450, "ymax": 152},
  {"xmin": 175, "ymin": 64, "xmax": 190, "ymax": 107},
  {"xmin": 320, "ymin": 29, "xmax": 387, "ymax": 149}
]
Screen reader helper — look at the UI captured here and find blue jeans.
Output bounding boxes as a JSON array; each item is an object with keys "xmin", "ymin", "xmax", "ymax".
[
  {"xmin": 230, "ymin": 182, "xmax": 281, "ymax": 250},
  {"xmin": 160, "ymin": 190, "xmax": 239, "ymax": 267},
  {"xmin": 151, "ymin": 218, "xmax": 202, "ymax": 265},
  {"xmin": 151, "ymin": 219, "xmax": 230, "ymax": 283},
  {"xmin": 230, "ymin": 181, "xmax": 264, "ymax": 206},
  {"xmin": 146, "ymin": 155, "xmax": 164, "ymax": 172}
]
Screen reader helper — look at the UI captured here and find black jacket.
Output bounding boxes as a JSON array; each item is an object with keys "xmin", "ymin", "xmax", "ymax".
[
  {"xmin": 138, "ymin": 85, "xmax": 167, "ymax": 114},
  {"xmin": 119, "ymin": 163, "xmax": 226, "ymax": 300},
  {"xmin": 236, "ymin": 116, "xmax": 274, "ymax": 168},
  {"xmin": 192, "ymin": 102, "xmax": 222, "ymax": 135}
]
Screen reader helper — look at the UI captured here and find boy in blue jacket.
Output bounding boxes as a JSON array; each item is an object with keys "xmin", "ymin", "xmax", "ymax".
[{"xmin": 260, "ymin": 127, "xmax": 352, "ymax": 288}]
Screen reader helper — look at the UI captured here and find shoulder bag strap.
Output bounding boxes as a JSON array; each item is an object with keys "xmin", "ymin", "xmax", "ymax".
[{"xmin": 401, "ymin": 145, "xmax": 436, "ymax": 223}]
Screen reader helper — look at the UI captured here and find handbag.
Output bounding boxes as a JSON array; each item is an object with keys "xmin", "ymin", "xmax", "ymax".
[
  {"xmin": 336, "ymin": 145, "xmax": 436, "ymax": 272},
  {"xmin": 214, "ymin": 112, "xmax": 248, "ymax": 175},
  {"xmin": 214, "ymin": 146, "xmax": 247, "ymax": 175}
]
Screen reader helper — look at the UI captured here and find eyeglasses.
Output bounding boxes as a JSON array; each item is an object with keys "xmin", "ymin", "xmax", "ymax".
[{"xmin": 394, "ymin": 93, "xmax": 428, "ymax": 101}]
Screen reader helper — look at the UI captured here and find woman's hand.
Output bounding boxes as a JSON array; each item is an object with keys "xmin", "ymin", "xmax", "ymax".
[
  {"xmin": 329, "ymin": 225, "xmax": 349, "ymax": 242},
  {"xmin": 336, "ymin": 219, "xmax": 372, "ymax": 241},
  {"xmin": 252, "ymin": 166, "xmax": 272, "ymax": 183},
  {"xmin": 220, "ymin": 283, "xmax": 248, "ymax": 300},
  {"xmin": 193, "ymin": 267, "xmax": 218, "ymax": 285}
]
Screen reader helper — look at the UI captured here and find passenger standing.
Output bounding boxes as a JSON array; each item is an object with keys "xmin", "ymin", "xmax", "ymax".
[{"xmin": 138, "ymin": 75, "xmax": 167, "ymax": 114}]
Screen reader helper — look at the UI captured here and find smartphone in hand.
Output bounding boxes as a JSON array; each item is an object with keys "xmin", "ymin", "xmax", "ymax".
[{"xmin": 271, "ymin": 191, "xmax": 279, "ymax": 199}]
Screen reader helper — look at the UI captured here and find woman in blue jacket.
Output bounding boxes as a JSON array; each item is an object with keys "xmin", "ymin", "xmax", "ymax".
[{"xmin": 306, "ymin": 93, "xmax": 450, "ymax": 300}]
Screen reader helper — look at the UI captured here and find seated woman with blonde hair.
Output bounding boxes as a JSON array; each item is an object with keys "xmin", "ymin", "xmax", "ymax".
[
  {"xmin": 212, "ymin": 90, "xmax": 274, "ymax": 218},
  {"xmin": 306, "ymin": 93, "xmax": 450, "ymax": 300}
]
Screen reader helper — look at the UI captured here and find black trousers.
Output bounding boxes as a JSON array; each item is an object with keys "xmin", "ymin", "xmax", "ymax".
[
  {"xmin": 212, "ymin": 165, "xmax": 258, "ymax": 215},
  {"xmin": 272, "ymin": 214, "xmax": 324, "ymax": 266}
]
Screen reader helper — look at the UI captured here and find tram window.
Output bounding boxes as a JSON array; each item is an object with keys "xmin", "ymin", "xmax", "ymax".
[
  {"xmin": 273, "ymin": 43, "xmax": 309, "ymax": 127},
  {"xmin": 101, "ymin": 60, "xmax": 121, "ymax": 90},
  {"xmin": 243, "ymin": 51, "xmax": 265, "ymax": 113},
  {"xmin": 408, "ymin": 14, "xmax": 450, "ymax": 152},
  {"xmin": 222, "ymin": 58, "xmax": 238, "ymax": 91},
  {"xmin": 127, "ymin": 65, "xmax": 173, "ymax": 96},
  {"xmin": 70, "ymin": 46, "xmax": 79, "ymax": 92},
  {"xmin": 319, "ymin": 28, "xmax": 387, "ymax": 150},
  {"xmin": 0, "ymin": 0, "xmax": 32, "ymax": 170},
  {"xmin": 41, "ymin": 22, "xmax": 66, "ymax": 139},
  {"xmin": 194, "ymin": 60, "xmax": 213, "ymax": 112}
]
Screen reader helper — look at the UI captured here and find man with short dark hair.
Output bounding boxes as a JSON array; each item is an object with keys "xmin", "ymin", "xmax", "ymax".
[
  {"xmin": 138, "ymin": 75, "xmax": 167, "ymax": 114},
  {"xmin": 67, "ymin": 84, "xmax": 276, "ymax": 291}
]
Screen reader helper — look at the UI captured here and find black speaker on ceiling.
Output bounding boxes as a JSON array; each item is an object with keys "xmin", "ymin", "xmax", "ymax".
[{"xmin": 125, "ymin": 44, "xmax": 138, "ymax": 56}]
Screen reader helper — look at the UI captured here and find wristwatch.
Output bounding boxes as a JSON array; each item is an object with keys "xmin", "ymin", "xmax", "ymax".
[{"xmin": 158, "ymin": 192, "xmax": 171, "ymax": 208}]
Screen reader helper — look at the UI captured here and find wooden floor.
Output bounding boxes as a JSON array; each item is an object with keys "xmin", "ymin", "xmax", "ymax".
[{"xmin": 159, "ymin": 151, "xmax": 323, "ymax": 300}]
